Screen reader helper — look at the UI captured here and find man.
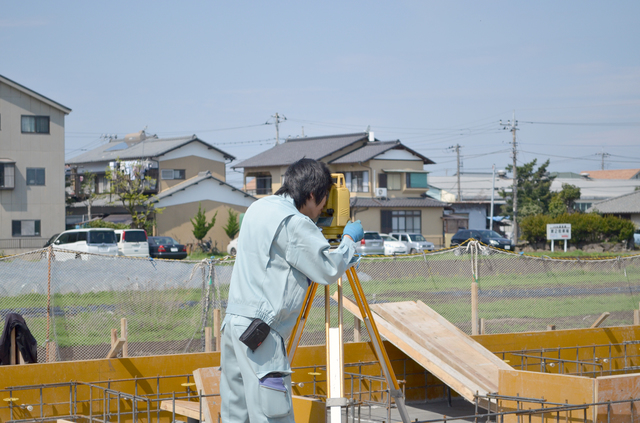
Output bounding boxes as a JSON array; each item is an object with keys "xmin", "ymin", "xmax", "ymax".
[{"xmin": 220, "ymin": 158, "xmax": 364, "ymax": 422}]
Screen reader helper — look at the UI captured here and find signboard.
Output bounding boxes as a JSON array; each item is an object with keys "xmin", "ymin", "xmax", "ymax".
[{"xmin": 547, "ymin": 224, "xmax": 571, "ymax": 240}]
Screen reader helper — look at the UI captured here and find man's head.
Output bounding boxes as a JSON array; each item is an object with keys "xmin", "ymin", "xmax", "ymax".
[{"xmin": 275, "ymin": 158, "xmax": 332, "ymax": 218}]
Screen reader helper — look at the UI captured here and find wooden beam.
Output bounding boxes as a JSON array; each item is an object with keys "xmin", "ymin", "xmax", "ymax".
[
  {"xmin": 590, "ymin": 312, "xmax": 610, "ymax": 328},
  {"xmin": 205, "ymin": 327, "xmax": 212, "ymax": 352},
  {"xmin": 547, "ymin": 324, "xmax": 556, "ymax": 331},
  {"xmin": 160, "ymin": 400, "xmax": 204, "ymax": 420},
  {"xmin": 213, "ymin": 309, "xmax": 221, "ymax": 352},
  {"xmin": 634, "ymin": 309, "xmax": 640, "ymax": 326},
  {"xmin": 121, "ymin": 318, "xmax": 128, "ymax": 357},
  {"xmin": 106, "ymin": 339, "xmax": 125, "ymax": 359}
]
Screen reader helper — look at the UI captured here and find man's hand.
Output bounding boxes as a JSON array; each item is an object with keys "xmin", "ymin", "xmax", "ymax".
[{"xmin": 343, "ymin": 220, "xmax": 364, "ymax": 243}]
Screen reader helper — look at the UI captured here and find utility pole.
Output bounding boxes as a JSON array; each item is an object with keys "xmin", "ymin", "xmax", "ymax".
[
  {"xmin": 490, "ymin": 164, "xmax": 496, "ymax": 231},
  {"xmin": 596, "ymin": 150, "xmax": 610, "ymax": 170},
  {"xmin": 272, "ymin": 112, "xmax": 287, "ymax": 145},
  {"xmin": 500, "ymin": 111, "xmax": 519, "ymax": 245},
  {"xmin": 448, "ymin": 144, "xmax": 463, "ymax": 201}
]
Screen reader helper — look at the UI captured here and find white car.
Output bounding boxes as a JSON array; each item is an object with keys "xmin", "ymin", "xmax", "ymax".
[
  {"xmin": 380, "ymin": 233, "xmax": 408, "ymax": 255},
  {"xmin": 44, "ymin": 228, "xmax": 118, "ymax": 259},
  {"xmin": 227, "ymin": 238, "xmax": 238, "ymax": 256},
  {"xmin": 114, "ymin": 229, "xmax": 150, "ymax": 258}
]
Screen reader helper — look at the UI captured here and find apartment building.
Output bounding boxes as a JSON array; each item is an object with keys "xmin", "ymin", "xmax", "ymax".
[{"xmin": 0, "ymin": 75, "xmax": 71, "ymax": 254}]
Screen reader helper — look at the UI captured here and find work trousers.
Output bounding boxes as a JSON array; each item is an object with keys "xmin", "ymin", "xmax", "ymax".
[{"xmin": 220, "ymin": 314, "xmax": 295, "ymax": 423}]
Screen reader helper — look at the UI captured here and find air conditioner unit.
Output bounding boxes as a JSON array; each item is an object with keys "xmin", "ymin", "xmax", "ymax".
[{"xmin": 375, "ymin": 187, "xmax": 387, "ymax": 198}]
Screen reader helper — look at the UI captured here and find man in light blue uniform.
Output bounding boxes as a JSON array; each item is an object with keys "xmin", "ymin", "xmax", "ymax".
[{"xmin": 220, "ymin": 159, "xmax": 364, "ymax": 422}]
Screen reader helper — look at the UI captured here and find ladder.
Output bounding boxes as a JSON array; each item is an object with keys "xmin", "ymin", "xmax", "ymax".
[{"xmin": 287, "ymin": 266, "xmax": 411, "ymax": 423}]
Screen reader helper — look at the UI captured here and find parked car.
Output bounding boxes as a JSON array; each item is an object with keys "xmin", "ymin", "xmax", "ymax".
[
  {"xmin": 380, "ymin": 233, "xmax": 408, "ymax": 255},
  {"xmin": 114, "ymin": 229, "xmax": 149, "ymax": 258},
  {"xmin": 148, "ymin": 236, "xmax": 187, "ymax": 260},
  {"xmin": 450, "ymin": 229, "xmax": 513, "ymax": 250},
  {"xmin": 46, "ymin": 228, "xmax": 118, "ymax": 257},
  {"xmin": 355, "ymin": 231, "xmax": 385, "ymax": 256},
  {"xmin": 388, "ymin": 232, "xmax": 435, "ymax": 253},
  {"xmin": 227, "ymin": 238, "xmax": 238, "ymax": 256}
]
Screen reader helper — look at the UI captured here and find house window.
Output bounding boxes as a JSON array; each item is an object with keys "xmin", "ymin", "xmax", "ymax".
[
  {"xmin": 161, "ymin": 169, "xmax": 186, "ymax": 180},
  {"xmin": 393, "ymin": 210, "xmax": 421, "ymax": 232},
  {"xmin": 0, "ymin": 163, "xmax": 15, "ymax": 189},
  {"xmin": 406, "ymin": 172, "xmax": 428, "ymax": 189},
  {"xmin": 12, "ymin": 220, "xmax": 41, "ymax": 237},
  {"xmin": 379, "ymin": 173, "xmax": 401, "ymax": 190},
  {"xmin": 26, "ymin": 168, "xmax": 46, "ymax": 186},
  {"xmin": 21, "ymin": 116, "xmax": 50, "ymax": 134},
  {"xmin": 344, "ymin": 171, "xmax": 369, "ymax": 193},
  {"xmin": 256, "ymin": 175, "xmax": 272, "ymax": 195}
]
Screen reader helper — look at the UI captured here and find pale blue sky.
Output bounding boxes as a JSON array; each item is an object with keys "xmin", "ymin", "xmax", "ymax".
[{"xmin": 2, "ymin": 1, "xmax": 639, "ymax": 188}]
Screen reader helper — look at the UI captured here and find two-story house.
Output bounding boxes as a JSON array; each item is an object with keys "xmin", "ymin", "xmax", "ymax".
[
  {"xmin": 66, "ymin": 131, "xmax": 255, "ymax": 248},
  {"xmin": 0, "ymin": 74, "xmax": 71, "ymax": 254},
  {"xmin": 233, "ymin": 132, "xmax": 450, "ymax": 246}
]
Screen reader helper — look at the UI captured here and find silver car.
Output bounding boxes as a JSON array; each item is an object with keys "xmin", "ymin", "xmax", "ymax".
[
  {"xmin": 389, "ymin": 232, "xmax": 435, "ymax": 253},
  {"xmin": 355, "ymin": 231, "xmax": 385, "ymax": 256}
]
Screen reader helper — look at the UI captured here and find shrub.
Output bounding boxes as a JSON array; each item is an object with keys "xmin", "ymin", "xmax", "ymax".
[{"xmin": 521, "ymin": 212, "xmax": 635, "ymax": 245}]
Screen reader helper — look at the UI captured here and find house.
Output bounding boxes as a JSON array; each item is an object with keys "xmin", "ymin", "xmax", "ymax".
[
  {"xmin": 232, "ymin": 132, "xmax": 450, "ymax": 246},
  {"xmin": 0, "ymin": 74, "xmax": 71, "ymax": 254},
  {"xmin": 66, "ymin": 132, "xmax": 254, "ymax": 248},
  {"xmin": 586, "ymin": 190, "xmax": 640, "ymax": 228}
]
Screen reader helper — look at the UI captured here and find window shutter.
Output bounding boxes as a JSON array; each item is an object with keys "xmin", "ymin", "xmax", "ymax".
[
  {"xmin": 381, "ymin": 210, "xmax": 392, "ymax": 234},
  {"xmin": 378, "ymin": 173, "xmax": 387, "ymax": 188}
]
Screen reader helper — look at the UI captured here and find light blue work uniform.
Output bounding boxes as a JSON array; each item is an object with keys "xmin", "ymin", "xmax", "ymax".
[{"xmin": 220, "ymin": 194, "xmax": 356, "ymax": 423}]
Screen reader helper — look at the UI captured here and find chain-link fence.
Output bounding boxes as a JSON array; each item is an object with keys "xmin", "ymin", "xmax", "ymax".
[{"xmin": 1, "ymin": 244, "xmax": 639, "ymax": 362}]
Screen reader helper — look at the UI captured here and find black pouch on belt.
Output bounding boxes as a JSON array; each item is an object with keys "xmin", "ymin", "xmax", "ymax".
[{"xmin": 239, "ymin": 318, "xmax": 271, "ymax": 352}]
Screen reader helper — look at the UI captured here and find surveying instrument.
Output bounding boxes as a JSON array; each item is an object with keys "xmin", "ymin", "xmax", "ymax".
[{"xmin": 287, "ymin": 174, "xmax": 411, "ymax": 423}]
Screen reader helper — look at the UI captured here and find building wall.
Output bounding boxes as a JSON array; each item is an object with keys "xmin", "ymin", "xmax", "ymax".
[
  {"xmin": 451, "ymin": 204, "xmax": 487, "ymax": 230},
  {"xmin": 0, "ymin": 81, "xmax": 67, "ymax": 250},
  {"xmin": 159, "ymin": 156, "xmax": 226, "ymax": 190},
  {"xmin": 156, "ymin": 200, "xmax": 249, "ymax": 250}
]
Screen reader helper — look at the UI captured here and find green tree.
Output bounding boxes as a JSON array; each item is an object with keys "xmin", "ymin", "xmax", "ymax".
[
  {"xmin": 106, "ymin": 159, "xmax": 164, "ymax": 230},
  {"xmin": 191, "ymin": 203, "xmax": 217, "ymax": 242},
  {"xmin": 223, "ymin": 209, "xmax": 240, "ymax": 240},
  {"xmin": 548, "ymin": 183, "xmax": 581, "ymax": 218},
  {"xmin": 79, "ymin": 172, "xmax": 104, "ymax": 220},
  {"xmin": 499, "ymin": 159, "xmax": 555, "ymax": 223}
]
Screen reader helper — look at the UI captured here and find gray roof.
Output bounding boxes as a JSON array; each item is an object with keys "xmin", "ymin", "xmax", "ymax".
[
  {"xmin": 232, "ymin": 133, "xmax": 369, "ymax": 169},
  {"xmin": 66, "ymin": 135, "xmax": 235, "ymax": 164},
  {"xmin": 153, "ymin": 171, "xmax": 255, "ymax": 202},
  {"xmin": 330, "ymin": 141, "xmax": 435, "ymax": 165},
  {"xmin": 587, "ymin": 190, "xmax": 640, "ymax": 214},
  {"xmin": 350, "ymin": 196, "xmax": 448, "ymax": 208}
]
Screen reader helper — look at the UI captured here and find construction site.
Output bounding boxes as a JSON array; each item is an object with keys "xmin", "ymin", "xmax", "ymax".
[{"xmin": 1, "ymin": 241, "xmax": 639, "ymax": 423}]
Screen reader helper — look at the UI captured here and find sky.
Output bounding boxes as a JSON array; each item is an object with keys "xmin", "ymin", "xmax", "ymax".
[{"xmin": 2, "ymin": 1, "xmax": 639, "ymax": 189}]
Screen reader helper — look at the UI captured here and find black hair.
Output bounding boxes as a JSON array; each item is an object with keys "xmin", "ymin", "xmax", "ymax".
[{"xmin": 275, "ymin": 158, "xmax": 333, "ymax": 210}]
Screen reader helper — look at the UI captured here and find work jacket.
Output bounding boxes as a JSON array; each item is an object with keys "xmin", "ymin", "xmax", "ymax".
[{"xmin": 225, "ymin": 194, "xmax": 356, "ymax": 340}]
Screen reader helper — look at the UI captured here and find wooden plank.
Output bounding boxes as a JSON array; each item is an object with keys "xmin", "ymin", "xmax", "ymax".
[
  {"xmin": 590, "ymin": 312, "xmax": 610, "ymax": 328},
  {"xmin": 192, "ymin": 367, "xmax": 221, "ymax": 423},
  {"xmin": 160, "ymin": 399, "xmax": 204, "ymax": 420},
  {"xmin": 292, "ymin": 395, "xmax": 325, "ymax": 423},
  {"xmin": 373, "ymin": 302, "xmax": 500, "ymax": 392},
  {"xmin": 106, "ymin": 339, "xmax": 125, "ymax": 359},
  {"xmin": 595, "ymin": 373, "xmax": 640, "ymax": 423},
  {"xmin": 337, "ymin": 294, "xmax": 489, "ymax": 402}
]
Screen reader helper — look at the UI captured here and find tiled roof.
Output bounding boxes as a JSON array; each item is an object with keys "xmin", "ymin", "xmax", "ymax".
[
  {"xmin": 350, "ymin": 196, "xmax": 448, "ymax": 208},
  {"xmin": 232, "ymin": 133, "xmax": 369, "ymax": 169},
  {"xmin": 587, "ymin": 190, "xmax": 640, "ymax": 214},
  {"xmin": 580, "ymin": 169, "xmax": 640, "ymax": 179},
  {"xmin": 330, "ymin": 141, "xmax": 435, "ymax": 165},
  {"xmin": 66, "ymin": 135, "xmax": 235, "ymax": 164}
]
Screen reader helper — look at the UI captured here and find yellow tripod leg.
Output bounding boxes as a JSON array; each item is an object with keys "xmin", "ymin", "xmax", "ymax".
[
  {"xmin": 287, "ymin": 282, "xmax": 319, "ymax": 365},
  {"xmin": 345, "ymin": 267, "xmax": 411, "ymax": 423}
]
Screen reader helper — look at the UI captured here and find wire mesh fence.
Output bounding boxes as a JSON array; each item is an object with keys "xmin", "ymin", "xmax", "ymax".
[{"xmin": 0, "ymin": 244, "xmax": 638, "ymax": 362}]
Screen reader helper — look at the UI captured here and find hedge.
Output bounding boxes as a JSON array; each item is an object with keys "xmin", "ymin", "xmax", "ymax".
[{"xmin": 520, "ymin": 212, "xmax": 635, "ymax": 244}]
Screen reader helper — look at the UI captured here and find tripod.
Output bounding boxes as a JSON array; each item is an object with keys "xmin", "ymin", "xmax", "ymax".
[{"xmin": 286, "ymin": 266, "xmax": 411, "ymax": 423}]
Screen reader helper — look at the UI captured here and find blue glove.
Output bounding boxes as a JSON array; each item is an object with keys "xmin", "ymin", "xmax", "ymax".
[{"xmin": 343, "ymin": 220, "xmax": 364, "ymax": 243}]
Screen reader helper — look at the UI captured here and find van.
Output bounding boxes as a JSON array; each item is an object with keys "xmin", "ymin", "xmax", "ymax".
[
  {"xmin": 49, "ymin": 228, "xmax": 118, "ymax": 257},
  {"xmin": 114, "ymin": 229, "xmax": 150, "ymax": 258}
]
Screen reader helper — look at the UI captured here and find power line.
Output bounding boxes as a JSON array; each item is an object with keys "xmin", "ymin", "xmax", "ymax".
[{"xmin": 521, "ymin": 121, "xmax": 640, "ymax": 127}]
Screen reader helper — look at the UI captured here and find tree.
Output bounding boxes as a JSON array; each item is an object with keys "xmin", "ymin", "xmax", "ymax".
[
  {"xmin": 499, "ymin": 159, "xmax": 555, "ymax": 223},
  {"xmin": 106, "ymin": 159, "xmax": 164, "ymax": 230},
  {"xmin": 191, "ymin": 203, "xmax": 217, "ymax": 242},
  {"xmin": 223, "ymin": 209, "xmax": 240, "ymax": 240},
  {"xmin": 548, "ymin": 183, "xmax": 581, "ymax": 218},
  {"xmin": 78, "ymin": 172, "xmax": 103, "ymax": 220}
]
